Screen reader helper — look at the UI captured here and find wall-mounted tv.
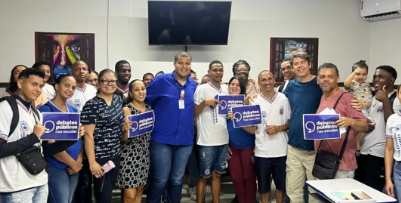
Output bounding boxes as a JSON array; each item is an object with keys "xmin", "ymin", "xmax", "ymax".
[{"xmin": 148, "ymin": 1, "xmax": 232, "ymax": 46}]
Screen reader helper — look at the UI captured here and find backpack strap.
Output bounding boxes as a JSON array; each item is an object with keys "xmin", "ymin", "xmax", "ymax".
[{"xmin": 4, "ymin": 95, "xmax": 19, "ymax": 137}]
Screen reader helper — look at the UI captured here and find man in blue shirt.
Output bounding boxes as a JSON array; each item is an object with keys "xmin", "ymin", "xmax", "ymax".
[
  {"xmin": 283, "ymin": 51, "xmax": 322, "ymax": 203},
  {"xmin": 146, "ymin": 52, "xmax": 197, "ymax": 203}
]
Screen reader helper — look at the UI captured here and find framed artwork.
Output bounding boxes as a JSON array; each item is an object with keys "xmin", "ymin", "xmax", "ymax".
[
  {"xmin": 270, "ymin": 37, "xmax": 319, "ymax": 82},
  {"xmin": 35, "ymin": 32, "xmax": 95, "ymax": 78}
]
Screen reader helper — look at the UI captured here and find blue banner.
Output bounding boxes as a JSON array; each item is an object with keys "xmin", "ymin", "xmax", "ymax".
[
  {"xmin": 128, "ymin": 111, "xmax": 155, "ymax": 138},
  {"xmin": 41, "ymin": 113, "xmax": 80, "ymax": 140},
  {"xmin": 303, "ymin": 114, "xmax": 341, "ymax": 140},
  {"xmin": 218, "ymin": 95, "xmax": 245, "ymax": 114},
  {"xmin": 232, "ymin": 105, "xmax": 261, "ymax": 128}
]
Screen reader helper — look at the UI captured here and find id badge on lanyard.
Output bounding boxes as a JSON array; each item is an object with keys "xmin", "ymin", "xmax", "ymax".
[{"xmin": 179, "ymin": 89, "xmax": 185, "ymax": 109}]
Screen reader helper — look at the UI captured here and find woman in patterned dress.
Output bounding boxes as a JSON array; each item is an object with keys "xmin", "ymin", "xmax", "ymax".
[{"xmin": 117, "ymin": 79, "xmax": 152, "ymax": 203}]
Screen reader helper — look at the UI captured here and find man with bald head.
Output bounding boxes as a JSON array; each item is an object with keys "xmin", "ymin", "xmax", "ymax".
[
  {"xmin": 249, "ymin": 70, "xmax": 290, "ymax": 203},
  {"xmin": 66, "ymin": 60, "xmax": 97, "ymax": 112},
  {"xmin": 70, "ymin": 61, "xmax": 97, "ymax": 203}
]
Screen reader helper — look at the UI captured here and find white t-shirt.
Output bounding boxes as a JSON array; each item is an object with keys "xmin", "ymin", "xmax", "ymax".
[
  {"xmin": 42, "ymin": 83, "xmax": 55, "ymax": 100},
  {"xmin": 0, "ymin": 99, "xmax": 47, "ymax": 192},
  {"xmin": 361, "ymin": 93, "xmax": 401, "ymax": 158},
  {"xmin": 386, "ymin": 110, "xmax": 401, "ymax": 161},
  {"xmin": 252, "ymin": 92, "xmax": 291, "ymax": 158},
  {"xmin": 194, "ymin": 83, "xmax": 229, "ymax": 146},
  {"xmin": 67, "ymin": 84, "xmax": 97, "ymax": 112}
]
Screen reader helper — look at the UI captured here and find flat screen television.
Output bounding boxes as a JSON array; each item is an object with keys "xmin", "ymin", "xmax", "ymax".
[{"xmin": 148, "ymin": 1, "xmax": 232, "ymax": 46}]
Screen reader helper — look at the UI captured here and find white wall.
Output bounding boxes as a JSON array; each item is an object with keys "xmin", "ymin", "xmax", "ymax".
[
  {"xmin": 0, "ymin": 0, "xmax": 373, "ymax": 84},
  {"xmin": 370, "ymin": 17, "xmax": 401, "ymax": 84}
]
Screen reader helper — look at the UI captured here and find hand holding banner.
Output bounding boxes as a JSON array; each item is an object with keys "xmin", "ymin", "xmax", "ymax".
[
  {"xmin": 128, "ymin": 111, "xmax": 155, "ymax": 138},
  {"xmin": 231, "ymin": 105, "xmax": 261, "ymax": 128},
  {"xmin": 218, "ymin": 95, "xmax": 245, "ymax": 114},
  {"xmin": 303, "ymin": 114, "xmax": 341, "ymax": 140},
  {"xmin": 41, "ymin": 113, "xmax": 80, "ymax": 140}
]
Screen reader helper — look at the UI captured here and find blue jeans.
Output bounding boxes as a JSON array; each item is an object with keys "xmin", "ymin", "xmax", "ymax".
[
  {"xmin": 46, "ymin": 164, "xmax": 79, "ymax": 203},
  {"xmin": 0, "ymin": 184, "xmax": 48, "ymax": 203},
  {"xmin": 393, "ymin": 162, "xmax": 401, "ymax": 200},
  {"xmin": 147, "ymin": 141, "xmax": 193, "ymax": 203}
]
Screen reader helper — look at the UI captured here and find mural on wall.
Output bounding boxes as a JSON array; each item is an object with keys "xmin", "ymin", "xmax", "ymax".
[
  {"xmin": 270, "ymin": 38, "xmax": 319, "ymax": 82},
  {"xmin": 35, "ymin": 32, "xmax": 95, "ymax": 78}
]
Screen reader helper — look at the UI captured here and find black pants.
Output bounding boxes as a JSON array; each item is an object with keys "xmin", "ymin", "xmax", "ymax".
[
  {"xmin": 354, "ymin": 154, "xmax": 385, "ymax": 191},
  {"xmin": 73, "ymin": 157, "xmax": 93, "ymax": 203},
  {"xmin": 93, "ymin": 156, "xmax": 121, "ymax": 203}
]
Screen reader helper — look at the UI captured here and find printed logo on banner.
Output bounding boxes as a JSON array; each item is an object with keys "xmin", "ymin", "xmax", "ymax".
[
  {"xmin": 128, "ymin": 111, "xmax": 155, "ymax": 138},
  {"xmin": 303, "ymin": 114, "xmax": 341, "ymax": 140},
  {"xmin": 232, "ymin": 105, "xmax": 262, "ymax": 128},
  {"xmin": 41, "ymin": 113, "xmax": 80, "ymax": 140},
  {"xmin": 218, "ymin": 95, "xmax": 245, "ymax": 114}
]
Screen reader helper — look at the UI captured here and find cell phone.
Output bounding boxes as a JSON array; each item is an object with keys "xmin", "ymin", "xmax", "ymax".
[{"xmin": 95, "ymin": 160, "xmax": 115, "ymax": 178}]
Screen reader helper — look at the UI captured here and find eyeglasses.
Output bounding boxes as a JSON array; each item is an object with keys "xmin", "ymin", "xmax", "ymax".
[{"xmin": 100, "ymin": 79, "xmax": 117, "ymax": 85}]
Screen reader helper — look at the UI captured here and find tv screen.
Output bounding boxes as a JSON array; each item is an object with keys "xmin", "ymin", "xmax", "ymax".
[{"xmin": 148, "ymin": 1, "xmax": 232, "ymax": 45}]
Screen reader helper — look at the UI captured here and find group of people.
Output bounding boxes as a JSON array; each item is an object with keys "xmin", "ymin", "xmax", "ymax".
[{"xmin": 0, "ymin": 50, "xmax": 400, "ymax": 203}]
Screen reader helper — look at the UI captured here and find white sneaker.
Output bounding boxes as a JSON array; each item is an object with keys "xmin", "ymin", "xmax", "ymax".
[{"xmin": 187, "ymin": 187, "xmax": 197, "ymax": 201}]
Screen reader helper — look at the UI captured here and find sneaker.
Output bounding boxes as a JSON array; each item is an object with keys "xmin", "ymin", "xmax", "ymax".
[{"xmin": 187, "ymin": 187, "xmax": 197, "ymax": 201}]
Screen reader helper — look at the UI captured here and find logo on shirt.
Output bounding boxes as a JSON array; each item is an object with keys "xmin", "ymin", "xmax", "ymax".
[
  {"xmin": 377, "ymin": 106, "xmax": 383, "ymax": 113},
  {"xmin": 74, "ymin": 99, "xmax": 81, "ymax": 109},
  {"xmin": 20, "ymin": 121, "xmax": 28, "ymax": 131},
  {"xmin": 279, "ymin": 106, "xmax": 284, "ymax": 115}
]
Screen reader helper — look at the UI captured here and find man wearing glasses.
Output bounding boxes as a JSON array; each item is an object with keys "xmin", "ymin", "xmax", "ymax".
[{"xmin": 278, "ymin": 58, "xmax": 295, "ymax": 93}]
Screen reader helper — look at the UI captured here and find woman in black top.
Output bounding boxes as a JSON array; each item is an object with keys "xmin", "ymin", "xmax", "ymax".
[{"xmin": 81, "ymin": 69, "xmax": 130, "ymax": 203}]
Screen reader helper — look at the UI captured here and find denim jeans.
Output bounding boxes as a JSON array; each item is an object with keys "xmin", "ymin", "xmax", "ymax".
[
  {"xmin": 393, "ymin": 162, "xmax": 401, "ymax": 200},
  {"xmin": 0, "ymin": 184, "xmax": 48, "ymax": 203},
  {"xmin": 146, "ymin": 141, "xmax": 193, "ymax": 203},
  {"xmin": 46, "ymin": 164, "xmax": 79, "ymax": 203}
]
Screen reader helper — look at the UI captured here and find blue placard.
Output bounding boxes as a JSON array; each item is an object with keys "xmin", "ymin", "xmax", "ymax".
[
  {"xmin": 218, "ymin": 95, "xmax": 245, "ymax": 114},
  {"xmin": 303, "ymin": 114, "xmax": 341, "ymax": 140},
  {"xmin": 41, "ymin": 113, "xmax": 80, "ymax": 140},
  {"xmin": 232, "ymin": 105, "xmax": 261, "ymax": 128},
  {"xmin": 128, "ymin": 111, "xmax": 155, "ymax": 138}
]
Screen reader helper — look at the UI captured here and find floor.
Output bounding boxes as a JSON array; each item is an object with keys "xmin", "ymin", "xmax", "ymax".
[{"xmin": 111, "ymin": 176, "xmax": 279, "ymax": 203}]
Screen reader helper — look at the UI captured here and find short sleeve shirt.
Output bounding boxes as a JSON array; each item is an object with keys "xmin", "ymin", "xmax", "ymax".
[
  {"xmin": 80, "ymin": 94, "xmax": 124, "ymax": 164},
  {"xmin": 386, "ymin": 111, "xmax": 401, "ymax": 161},
  {"xmin": 252, "ymin": 92, "xmax": 291, "ymax": 158},
  {"xmin": 194, "ymin": 82, "xmax": 229, "ymax": 146},
  {"xmin": 314, "ymin": 90, "xmax": 366, "ymax": 170},
  {"xmin": 67, "ymin": 84, "xmax": 97, "ymax": 112},
  {"xmin": 348, "ymin": 80, "xmax": 373, "ymax": 104}
]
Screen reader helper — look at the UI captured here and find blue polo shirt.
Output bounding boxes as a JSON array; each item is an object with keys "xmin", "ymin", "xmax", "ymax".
[
  {"xmin": 284, "ymin": 77, "xmax": 322, "ymax": 151},
  {"xmin": 146, "ymin": 71, "xmax": 197, "ymax": 145}
]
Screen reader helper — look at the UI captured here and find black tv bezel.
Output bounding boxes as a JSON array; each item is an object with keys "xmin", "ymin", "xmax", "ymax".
[{"xmin": 147, "ymin": 0, "xmax": 232, "ymax": 46}]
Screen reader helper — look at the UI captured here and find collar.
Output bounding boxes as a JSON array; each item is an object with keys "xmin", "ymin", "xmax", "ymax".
[
  {"xmin": 14, "ymin": 94, "xmax": 33, "ymax": 113},
  {"xmin": 171, "ymin": 71, "xmax": 190, "ymax": 86},
  {"xmin": 260, "ymin": 91, "xmax": 278, "ymax": 103}
]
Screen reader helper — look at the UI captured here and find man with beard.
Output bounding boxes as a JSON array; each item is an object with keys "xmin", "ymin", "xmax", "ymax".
[
  {"xmin": 233, "ymin": 60, "xmax": 258, "ymax": 95},
  {"xmin": 115, "ymin": 60, "xmax": 132, "ymax": 98},
  {"xmin": 355, "ymin": 65, "xmax": 400, "ymax": 191},
  {"xmin": 278, "ymin": 58, "xmax": 296, "ymax": 93}
]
